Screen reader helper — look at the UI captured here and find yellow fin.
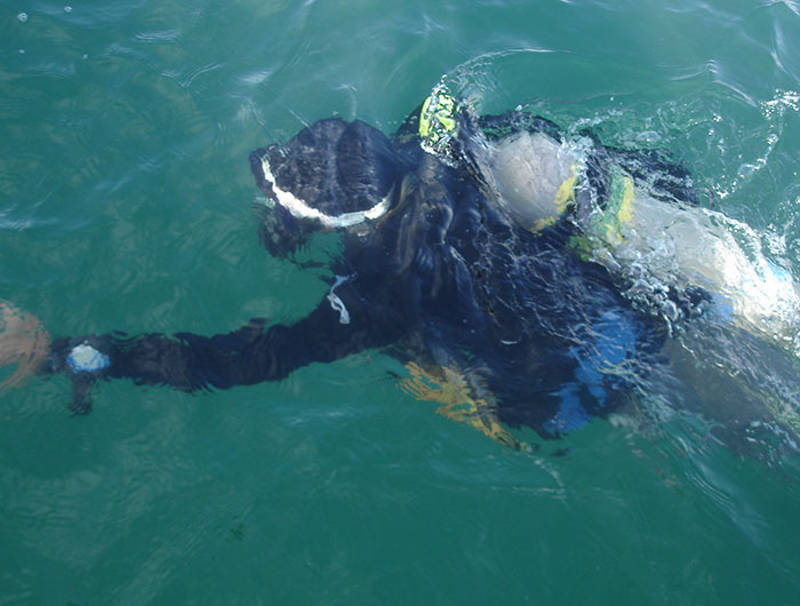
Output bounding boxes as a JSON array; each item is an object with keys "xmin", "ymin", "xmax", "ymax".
[{"xmin": 399, "ymin": 362, "xmax": 526, "ymax": 450}]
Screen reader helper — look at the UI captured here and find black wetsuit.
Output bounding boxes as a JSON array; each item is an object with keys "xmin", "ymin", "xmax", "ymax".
[{"xmin": 45, "ymin": 108, "xmax": 698, "ymax": 436}]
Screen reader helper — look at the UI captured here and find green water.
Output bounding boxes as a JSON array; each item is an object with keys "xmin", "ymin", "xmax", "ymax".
[{"xmin": 2, "ymin": 0, "xmax": 800, "ymax": 604}]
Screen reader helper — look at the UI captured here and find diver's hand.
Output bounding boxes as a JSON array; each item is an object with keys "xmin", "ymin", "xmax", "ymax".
[{"xmin": 0, "ymin": 301, "xmax": 50, "ymax": 394}]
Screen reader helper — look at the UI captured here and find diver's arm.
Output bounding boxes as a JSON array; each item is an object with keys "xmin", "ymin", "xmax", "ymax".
[{"xmin": 46, "ymin": 280, "xmax": 406, "ymax": 413}]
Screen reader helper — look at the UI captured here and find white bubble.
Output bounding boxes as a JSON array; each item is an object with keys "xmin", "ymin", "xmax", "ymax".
[
  {"xmin": 19, "ymin": 48, "xmax": 26, "ymax": 54},
  {"xmin": 17, "ymin": 12, "xmax": 28, "ymax": 22},
  {"xmin": 64, "ymin": 5, "xmax": 72, "ymax": 12}
]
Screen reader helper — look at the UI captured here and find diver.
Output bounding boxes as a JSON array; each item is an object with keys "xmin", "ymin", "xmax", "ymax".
[
  {"xmin": 1, "ymin": 86, "xmax": 795, "ymax": 447},
  {"xmin": 427, "ymin": 85, "xmax": 800, "ymax": 346}
]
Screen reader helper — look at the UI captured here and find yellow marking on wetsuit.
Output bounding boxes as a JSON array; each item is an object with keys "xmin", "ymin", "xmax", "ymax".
[
  {"xmin": 434, "ymin": 95, "xmax": 456, "ymax": 132},
  {"xmin": 399, "ymin": 362, "xmax": 525, "ymax": 450},
  {"xmin": 598, "ymin": 172, "xmax": 635, "ymax": 245},
  {"xmin": 567, "ymin": 171, "xmax": 635, "ymax": 256},
  {"xmin": 527, "ymin": 164, "xmax": 579, "ymax": 235},
  {"xmin": 419, "ymin": 96, "xmax": 434, "ymax": 140},
  {"xmin": 418, "ymin": 86, "xmax": 458, "ymax": 151},
  {"xmin": 553, "ymin": 163, "xmax": 579, "ymax": 212},
  {"xmin": 617, "ymin": 175, "xmax": 634, "ymax": 224}
]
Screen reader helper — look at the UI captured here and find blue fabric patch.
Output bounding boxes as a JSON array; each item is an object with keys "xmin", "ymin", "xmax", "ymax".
[
  {"xmin": 544, "ymin": 309, "xmax": 638, "ymax": 434},
  {"xmin": 544, "ymin": 383, "xmax": 591, "ymax": 434}
]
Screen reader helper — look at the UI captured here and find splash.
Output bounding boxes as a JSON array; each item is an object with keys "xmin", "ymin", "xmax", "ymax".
[{"xmin": 760, "ymin": 89, "xmax": 800, "ymax": 119}]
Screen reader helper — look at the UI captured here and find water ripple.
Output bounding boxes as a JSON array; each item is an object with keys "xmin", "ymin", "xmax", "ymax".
[{"xmin": 134, "ymin": 28, "xmax": 182, "ymax": 43}]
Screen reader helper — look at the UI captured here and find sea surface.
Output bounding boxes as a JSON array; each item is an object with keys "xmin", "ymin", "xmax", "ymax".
[{"xmin": 2, "ymin": 1, "xmax": 800, "ymax": 604}]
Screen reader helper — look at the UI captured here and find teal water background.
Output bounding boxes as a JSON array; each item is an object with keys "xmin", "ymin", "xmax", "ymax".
[{"xmin": 2, "ymin": 0, "xmax": 800, "ymax": 603}]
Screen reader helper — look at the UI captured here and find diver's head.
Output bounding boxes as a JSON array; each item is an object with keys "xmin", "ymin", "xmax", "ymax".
[{"xmin": 250, "ymin": 118, "xmax": 401, "ymax": 257}]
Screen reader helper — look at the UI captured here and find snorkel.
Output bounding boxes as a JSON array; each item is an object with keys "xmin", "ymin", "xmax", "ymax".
[
  {"xmin": 249, "ymin": 118, "xmax": 403, "ymax": 256},
  {"xmin": 258, "ymin": 154, "xmax": 392, "ymax": 229}
]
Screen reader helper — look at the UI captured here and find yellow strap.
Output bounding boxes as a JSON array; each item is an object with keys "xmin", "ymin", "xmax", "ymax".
[
  {"xmin": 528, "ymin": 163, "xmax": 579, "ymax": 234},
  {"xmin": 617, "ymin": 175, "xmax": 634, "ymax": 223},
  {"xmin": 553, "ymin": 163, "xmax": 579, "ymax": 212}
]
